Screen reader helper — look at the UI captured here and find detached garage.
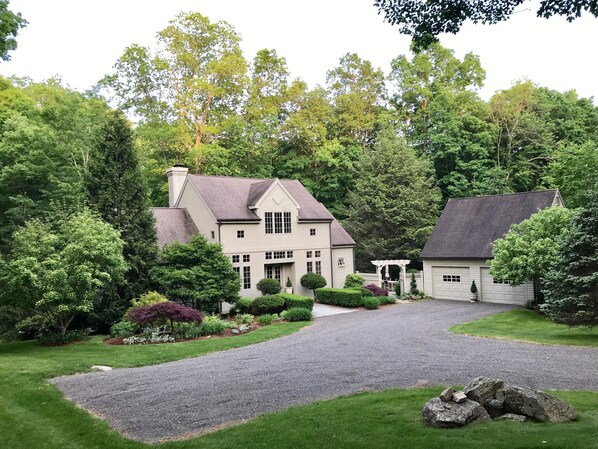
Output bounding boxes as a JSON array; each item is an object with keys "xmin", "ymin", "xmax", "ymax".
[{"xmin": 421, "ymin": 190, "xmax": 563, "ymax": 306}]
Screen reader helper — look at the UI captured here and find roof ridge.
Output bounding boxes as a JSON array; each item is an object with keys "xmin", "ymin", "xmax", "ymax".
[{"xmin": 448, "ymin": 189, "xmax": 558, "ymax": 202}]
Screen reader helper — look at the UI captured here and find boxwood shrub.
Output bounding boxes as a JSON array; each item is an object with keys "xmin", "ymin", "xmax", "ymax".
[
  {"xmin": 251, "ymin": 295, "xmax": 285, "ymax": 315},
  {"xmin": 256, "ymin": 278, "xmax": 282, "ymax": 295},
  {"xmin": 235, "ymin": 297, "xmax": 255, "ymax": 314},
  {"xmin": 350, "ymin": 287, "xmax": 374, "ymax": 297},
  {"xmin": 279, "ymin": 293, "xmax": 314, "ymax": 311},
  {"xmin": 285, "ymin": 307, "xmax": 312, "ymax": 322},
  {"xmin": 378, "ymin": 295, "xmax": 396, "ymax": 305},
  {"xmin": 316, "ymin": 288, "xmax": 363, "ymax": 307}
]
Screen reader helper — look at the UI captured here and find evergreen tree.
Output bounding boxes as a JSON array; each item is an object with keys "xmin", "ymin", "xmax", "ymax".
[
  {"xmin": 86, "ymin": 111, "xmax": 158, "ymax": 320},
  {"xmin": 344, "ymin": 125, "xmax": 441, "ymax": 271},
  {"xmin": 541, "ymin": 192, "xmax": 598, "ymax": 326}
]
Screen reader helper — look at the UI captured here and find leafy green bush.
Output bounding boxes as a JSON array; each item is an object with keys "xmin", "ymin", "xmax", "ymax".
[
  {"xmin": 300, "ymin": 272, "xmax": 327, "ymax": 296},
  {"xmin": 235, "ymin": 297, "xmax": 255, "ymax": 314},
  {"xmin": 378, "ymin": 295, "xmax": 396, "ymax": 305},
  {"xmin": 251, "ymin": 295, "xmax": 285, "ymax": 315},
  {"xmin": 395, "ymin": 282, "xmax": 401, "ymax": 295},
  {"xmin": 235, "ymin": 313, "xmax": 254, "ymax": 325},
  {"xmin": 200, "ymin": 315, "xmax": 227, "ymax": 336},
  {"xmin": 344, "ymin": 273, "xmax": 365, "ymax": 289},
  {"xmin": 173, "ymin": 322, "xmax": 202, "ymax": 339},
  {"xmin": 38, "ymin": 329, "xmax": 89, "ymax": 345},
  {"xmin": 131, "ymin": 291, "xmax": 168, "ymax": 309},
  {"xmin": 256, "ymin": 278, "xmax": 282, "ymax": 295},
  {"xmin": 316, "ymin": 288, "xmax": 363, "ymax": 307},
  {"xmin": 110, "ymin": 320, "xmax": 137, "ymax": 338},
  {"xmin": 350, "ymin": 287, "xmax": 374, "ymax": 297},
  {"xmin": 257, "ymin": 314, "xmax": 274, "ymax": 326},
  {"xmin": 285, "ymin": 307, "xmax": 312, "ymax": 322},
  {"xmin": 279, "ymin": 293, "xmax": 314, "ymax": 311},
  {"xmin": 363, "ymin": 297, "xmax": 380, "ymax": 309}
]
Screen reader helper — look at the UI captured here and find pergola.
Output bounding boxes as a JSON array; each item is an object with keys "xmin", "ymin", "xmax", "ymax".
[{"xmin": 371, "ymin": 259, "xmax": 411, "ymax": 291}]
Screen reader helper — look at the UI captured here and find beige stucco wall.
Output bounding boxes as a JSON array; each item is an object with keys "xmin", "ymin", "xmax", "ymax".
[
  {"xmin": 422, "ymin": 259, "xmax": 533, "ymax": 305},
  {"xmin": 331, "ymin": 247, "xmax": 355, "ymax": 288},
  {"xmin": 176, "ymin": 180, "xmax": 219, "ymax": 243}
]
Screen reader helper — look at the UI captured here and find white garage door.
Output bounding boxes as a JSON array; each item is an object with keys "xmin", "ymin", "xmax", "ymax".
[
  {"xmin": 432, "ymin": 267, "xmax": 470, "ymax": 301},
  {"xmin": 480, "ymin": 268, "xmax": 527, "ymax": 305}
]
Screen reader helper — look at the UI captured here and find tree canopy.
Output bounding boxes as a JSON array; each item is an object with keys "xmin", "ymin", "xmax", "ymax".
[
  {"xmin": 374, "ymin": 0, "xmax": 598, "ymax": 50},
  {"xmin": 0, "ymin": 0, "xmax": 27, "ymax": 61}
]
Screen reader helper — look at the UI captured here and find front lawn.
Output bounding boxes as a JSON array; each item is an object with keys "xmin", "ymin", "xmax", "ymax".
[
  {"xmin": 450, "ymin": 309, "xmax": 598, "ymax": 346},
  {"xmin": 2, "ymin": 319, "xmax": 598, "ymax": 449}
]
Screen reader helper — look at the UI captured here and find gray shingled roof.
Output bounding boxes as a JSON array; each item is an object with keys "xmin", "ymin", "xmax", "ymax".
[
  {"xmin": 420, "ymin": 190, "xmax": 561, "ymax": 260},
  {"xmin": 152, "ymin": 208, "xmax": 198, "ymax": 248},
  {"xmin": 186, "ymin": 175, "xmax": 334, "ymax": 222},
  {"xmin": 331, "ymin": 220, "xmax": 356, "ymax": 247}
]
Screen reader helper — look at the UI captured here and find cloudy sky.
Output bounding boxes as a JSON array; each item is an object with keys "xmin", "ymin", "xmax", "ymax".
[{"xmin": 1, "ymin": 0, "xmax": 597, "ymax": 101}]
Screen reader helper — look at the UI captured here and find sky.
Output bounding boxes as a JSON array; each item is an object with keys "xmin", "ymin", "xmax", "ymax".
[{"xmin": 1, "ymin": 0, "xmax": 597, "ymax": 102}]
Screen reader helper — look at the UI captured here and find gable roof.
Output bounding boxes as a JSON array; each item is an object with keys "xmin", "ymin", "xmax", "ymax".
[
  {"xmin": 152, "ymin": 208, "xmax": 198, "ymax": 248},
  {"xmin": 420, "ymin": 190, "xmax": 562, "ymax": 260},
  {"xmin": 331, "ymin": 219, "xmax": 356, "ymax": 247},
  {"xmin": 186, "ymin": 175, "xmax": 334, "ymax": 222}
]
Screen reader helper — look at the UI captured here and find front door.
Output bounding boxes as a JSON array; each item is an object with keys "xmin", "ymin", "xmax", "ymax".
[{"xmin": 265, "ymin": 264, "xmax": 282, "ymax": 285}]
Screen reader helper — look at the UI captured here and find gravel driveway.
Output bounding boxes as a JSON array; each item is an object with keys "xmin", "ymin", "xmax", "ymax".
[{"xmin": 51, "ymin": 300, "xmax": 598, "ymax": 442}]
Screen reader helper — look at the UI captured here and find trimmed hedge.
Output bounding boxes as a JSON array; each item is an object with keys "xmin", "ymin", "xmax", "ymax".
[
  {"xmin": 316, "ymin": 288, "xmax": 363, "ymax": 307},
  {"xmin": 251, "ymin": 295, "xmax": 285, "ymax": 315},
  {"xmin": 344, "ymin": 273, "xmax": 365, "ymax": 289},
  {"xmin": 279, "ymin": 293, "xmax": 314, "ymax": 311},
  {"xmin": 285, "ymin": 307, "xmax": 312, "ymax": 322},
  {"xmin": 378, "ymin": 295, "xmax": 396, "ymax": 305},
  {"xmin": 350, "ymin": 287, "xmax": 374, "ymax": 297},
  {"xmin": 256, "ymin": 278, "xmax": 282, "ymax": 295}
]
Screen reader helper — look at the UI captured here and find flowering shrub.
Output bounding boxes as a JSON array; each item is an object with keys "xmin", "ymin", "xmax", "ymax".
[
  {"xmin": 127, "ymin": 301, "xmax": 202, "ymax": 334},
  {"xmin": 364, "ymin": 284, "xmax": 389, "ymax": 297}
]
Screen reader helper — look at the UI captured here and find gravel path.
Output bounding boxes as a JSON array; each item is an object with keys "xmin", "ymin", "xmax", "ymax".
[{"xmin": 51, "ymin": 300, "xmax": 598, "ymax": 442}]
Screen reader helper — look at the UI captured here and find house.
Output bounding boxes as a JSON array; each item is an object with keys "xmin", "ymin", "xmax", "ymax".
[
  {"xmin": 152, "ymin": 166, "xmax": 356, "ymax": 299},
  {"xmin": 420, "ymin": 190, "xmax": 564, "ymax": 305}
]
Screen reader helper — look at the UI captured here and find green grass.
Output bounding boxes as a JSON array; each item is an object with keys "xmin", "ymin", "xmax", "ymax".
[
  {"xmin": 2, "ymin": 319, "xmax": 598, "ymax": 449},
  {"xmin": 450, "ymin": 309, "xmax": 598, "ymax": 347}
]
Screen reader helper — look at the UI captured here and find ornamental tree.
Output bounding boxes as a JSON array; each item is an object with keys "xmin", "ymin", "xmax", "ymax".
[
  {"xmin": 490, "ymin": 206, "xmax": 573, "ymax": 303},
  {"xmin": 127, "ymin": 301, "xmax": 202, "ymax": 334},
  {"xmin": 541, "ymin": 192, "xmax": 598, "ymax": 326},
  {"xmin": 300, "ymin": 273, "xmax": 327, "ymax": 298},
  {"xmin": 0, "ymin": 210, "xmax": 126, "ymax": 336},
  {"xmin": 149, "ymin": 235, "xmax": 240, "ymax": 312}
]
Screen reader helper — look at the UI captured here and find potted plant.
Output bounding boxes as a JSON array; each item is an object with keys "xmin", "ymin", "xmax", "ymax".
[
  {"xmin": 470, "ymin": 280, "xmax": 478, "ymax": 302},
  {"xmin": 285, "ymin": 277, "xmax": 293, "ymax": 294}
]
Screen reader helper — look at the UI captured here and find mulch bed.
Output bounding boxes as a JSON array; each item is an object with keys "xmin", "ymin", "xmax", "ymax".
[{"xmin": 104, "ymin": 326, "xmax": 261, "ymax": 345}]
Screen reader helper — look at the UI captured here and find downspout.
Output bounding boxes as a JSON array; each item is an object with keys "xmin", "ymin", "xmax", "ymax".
[{"xmin": 329, "ymin": 222, "xmax": 334, "ymax": 287}]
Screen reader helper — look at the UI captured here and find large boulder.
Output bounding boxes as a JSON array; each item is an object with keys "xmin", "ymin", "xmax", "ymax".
[
  {"xmin": 463, "ymin": 377, "xmax": 504, "ymax": 404},
  {"xmin": 422, "ymin": 397, "xmax": 491, "ymax": 428},
  {"xmin": 503, "ymin": 385, "xmax": 577, "ymax": 422}
]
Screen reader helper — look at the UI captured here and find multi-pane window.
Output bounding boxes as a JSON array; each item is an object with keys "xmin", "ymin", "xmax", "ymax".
[
  {"xmin": 237, "ymin": 230, "xmax": 245, "ymax": 238},
  {"xmin": 265, "ymin": 252, "xmax": 272, "ymax": 260},
  {"xmin": 243, "ymin": 254, "xmax": 250, "ymax": 263},
  {"xmin": 265, "ymin": 212, "xmax": 273, "ymax": 234},
  {"xmin": 442, "ymin": 275, "xmax": 461, "ymax": 282},
  {"xmin": 338, "ymin": 257, "xmax": 345, "ymax": 267},
  {"xmin": 283, "ymin": 212, "xmax": 292, "ymax": 233},
  {"xmin": 315, "ymin": 261, "xmax": 322, "ymax": 275},
  {"xmin": 232, "ymin": 255, "xmax": 240, "ymax": 264},
  {"xmin": 274, "ymin": 212, "xmax": 283, "ymax": 233},
  {"xmin": 274, "ymin": 251, "xmax": 285, "ymax": 259},
  {"xmin": 266, "ymin": 265, "xmax": 282, "ymax": 283},
  {"xmin": 243, "ymin": 266, "xmax": 251, "ymax": 289},
  {"xmin": 307, "ymin": 261, "xmax": 313, "ymax": 273},
  {"xmin": 310, "ymin": 228, "xmax": 316, "ymax": 236},
  {"xmin": 315, "ymin": 250, "xmax": 321, "ymax": 258},
  {"xmin": 306, "ymin": 251, "xmax": 312, "ymax": 258},
  {"xmin": 287, "ymin": 251, "xmax": 293, "ymax": 258},
  {"xmin": 233, "ymin": 267, "xmax": 240, "ymax": 276}
]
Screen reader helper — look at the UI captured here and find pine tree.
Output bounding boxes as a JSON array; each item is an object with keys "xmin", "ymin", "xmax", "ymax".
[
  {"xmin": 541, "ymin": 191, "xmax": 598, "ymax": 326},
  {"xmin": 344, "ymin": 125, "xmax": 441, "ymax": 270},
  {"xmin": 86, "ymin": 111, "xmax": 158, "ymax": 324}
]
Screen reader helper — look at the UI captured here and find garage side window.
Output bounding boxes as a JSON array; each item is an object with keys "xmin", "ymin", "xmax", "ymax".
[{"xmin": 442, "ymin": 275, "xmax": 461, "ymax": 282}]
